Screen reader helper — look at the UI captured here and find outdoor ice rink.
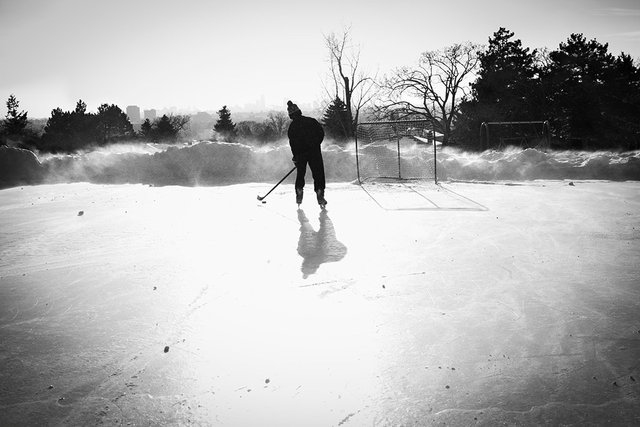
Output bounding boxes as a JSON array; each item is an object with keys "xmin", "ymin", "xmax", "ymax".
[{"xmin": 1, "ymin": 180, "xmax": 639, "ymax": 425}]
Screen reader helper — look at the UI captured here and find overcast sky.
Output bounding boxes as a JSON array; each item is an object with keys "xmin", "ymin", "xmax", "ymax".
[{"xmin": 1, "ymin": 0, "xmax": 639, "ymax": 118}]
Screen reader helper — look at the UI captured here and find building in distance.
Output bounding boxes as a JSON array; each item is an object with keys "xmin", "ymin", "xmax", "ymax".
[
  {"xmin": 144, "ymin": 109, "xmax": 157, "ymax": 122},
  {"xmin": 126, "ymin": 105, "xmax": 141, "ymax": 124}
]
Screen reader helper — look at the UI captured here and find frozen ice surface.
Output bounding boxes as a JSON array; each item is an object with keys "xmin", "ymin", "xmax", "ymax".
[{"xmin": 1, "ymin": 180, "xmax": 639, "ymax": 425}]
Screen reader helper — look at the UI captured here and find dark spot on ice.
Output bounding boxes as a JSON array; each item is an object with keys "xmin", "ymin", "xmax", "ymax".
[
  {"xmin": 451, "ymin": 367, "xmax": 455, "ymax": 371},
  {"xmin": 445, "ymin": 385, "xmax": 450, "ymax": 389},
  {"xmin": 613, "ymin": 381, "xmax": 619, "ymax": 387},
  {"xmin": 382, "ymin": 284, "xmax": 386, "ymax": 289},
  {"xmin": 265, "ymin": 378, "xmax": 270, "ymax": 384},
  {"xmin": 631, "ymin": 376, "xmax": 636, "ymax": 382},
  {"xmin": 48, "ymin": 385, "xmax": 54, "ymax": 390},
  {"xmin": 164, "ymin": 346, "xmax": 170, "ymax": 353},
  {"xmin": 569, "ymin": 182, "xmax": 574, "ymax": 186},
  {"xmin": 153, "ymin": 286, "xmax": 157, "ymax": 290},
  {"xmin": 77, "ymin": 211, "xmax": 84, "ymax": 216}
]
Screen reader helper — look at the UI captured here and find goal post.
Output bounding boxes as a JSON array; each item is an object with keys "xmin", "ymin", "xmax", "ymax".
[
  {"xmin": 480, "ymin": 121, "xmax": 551, "ymax": 150},
  {"xmin": 355, "ymin": 119, "xmax": 438, "ymax": 184}
]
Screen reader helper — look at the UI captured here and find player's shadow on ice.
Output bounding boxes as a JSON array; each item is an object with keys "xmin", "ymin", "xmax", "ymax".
[{"xmin": 297, "ymin": 209, "xmax": 347, "ymax": 278}]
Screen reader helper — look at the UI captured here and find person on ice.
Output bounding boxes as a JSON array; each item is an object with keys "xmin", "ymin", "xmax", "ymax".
[{"xmin": 287, "ymin": 100, "xmax": 327, "ymax": 206}]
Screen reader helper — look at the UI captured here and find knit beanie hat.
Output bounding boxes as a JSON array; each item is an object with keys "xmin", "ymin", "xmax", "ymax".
[{"xmin": 287, "ymin": 100, "xmax": 302, "ymax": 118}]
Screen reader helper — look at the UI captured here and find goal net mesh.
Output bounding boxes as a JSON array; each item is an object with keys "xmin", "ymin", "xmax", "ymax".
[
  {"xmin": 480, "ymin": 121, "xmax": 551, "ymax": 150},
  {"xmin": 355, "ymin": 120, "xmax": 437, "ymax": 183}
]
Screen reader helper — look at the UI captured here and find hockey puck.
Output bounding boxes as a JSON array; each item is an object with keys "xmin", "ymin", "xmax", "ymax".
[{"xmin": 261, "ymin": 200, "xmax": 266, "ymax": 204}]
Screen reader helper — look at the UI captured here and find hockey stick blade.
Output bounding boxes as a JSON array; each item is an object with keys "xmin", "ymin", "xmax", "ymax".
[{"xmin": 255, "ymin": 166, "xmax": 296, "ymax": 202}]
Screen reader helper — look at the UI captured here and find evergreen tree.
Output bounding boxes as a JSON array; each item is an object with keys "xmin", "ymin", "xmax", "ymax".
[
  {"xmin": 155, "ymin": 115, "xmax": 177, "ymax": 141},
  {"xmin": 214, "ymin": 105, "xmax": 236, "ymax": 141},
  {"xmin": 543, "ymin": 33, "xmax": 640, "ymax": 148},
  {"xmin": 40, "ymin": 99, "xmax": 99, "ymax": 152},
  {"xmin": 140, "ymin": 118, "xmax": 154, "ymax": 140},
  {"xmin": 322, "ymin": 97, "xmax": 350, "ymax": 141},
  {"xmin": 72, "ymin": 99, "xmax": 96, "ymax": 145},
  {"xmin": 453, "ymin": 28, "xmax": 541, "ymax": 148},
  {"xmin": 74, "ymin": 99, "xmax": 87, "ymax": 115},
  {"xmin": 3, "ymin": 94, "xmax": 28, "ymax": 137},
  {"xmin": 472, "ymin": 27, "xmax": 540, "ymax": 121},
  {"xmin": 96, "ymin": 104, "xmax": 134, "ymax": 144},
  {"xmin": 41, "ymin": 108, "xmax": 76, "ymax": 152}
]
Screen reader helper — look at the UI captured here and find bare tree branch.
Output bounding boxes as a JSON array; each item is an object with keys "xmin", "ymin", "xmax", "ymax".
[
  {"xmin": 323, "ymin": 27, "xmax": 377, "ymax": 137},
  {"xmin": 374, "ymin": 42, "xmax": 482, "ymax": 145}
]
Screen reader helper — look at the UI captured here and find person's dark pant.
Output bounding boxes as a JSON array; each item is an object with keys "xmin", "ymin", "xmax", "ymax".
[{"xmin": 295, "ymin": 150, "xmax": 325, "ymax": 192}]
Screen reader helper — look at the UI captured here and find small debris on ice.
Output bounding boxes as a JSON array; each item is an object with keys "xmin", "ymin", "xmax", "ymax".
[
  {"xmin": 265, "ymin": 378, "xmax": 270, "ymax": 384},
  {"xmin": 569, "ymin": 182, "xmax": 575, "ymax": 186},
  {"xmin": 77, "ymin": 211, "xmax": 84, "ymax": 216},
  {"xmin": 48, "ymin": 385, "xmax": 54, "ymax": 390},
  {"xmin": 164, "ymin": 346, "xmax": 170, "ymax": 353}
]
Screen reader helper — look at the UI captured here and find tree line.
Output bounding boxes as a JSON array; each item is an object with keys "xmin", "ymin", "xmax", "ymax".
[
  {"xmin": 0, "ymin": 97, "xmax": 297, "ymax": 153},
  {"xmin": 323, "ymin": 27, "xmax": 640, "ymax": 150},
  {"xmin": 0, "ymin": 97, "xmax": 192, "ymax": 153}
]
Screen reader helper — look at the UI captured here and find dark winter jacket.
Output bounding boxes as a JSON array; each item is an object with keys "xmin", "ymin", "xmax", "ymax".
[{"xmin": 288, "ymin": 115, "xmax": 324, "ymax": 159}]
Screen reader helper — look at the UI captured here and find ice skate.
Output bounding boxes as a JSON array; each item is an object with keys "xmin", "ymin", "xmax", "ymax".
[
  {"xmin": 316, "ymin": 189, "xmax": 327, "ymax": 208},
  {"xmin": 296, "ymin": 188, "xmax": 303, "ymax": 205}
]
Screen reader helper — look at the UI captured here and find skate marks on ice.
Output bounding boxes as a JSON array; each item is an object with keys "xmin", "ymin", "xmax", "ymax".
[
  {"xmin": 359, "ymin": 179, "xmax": 487, "ymax": 211},
  {"xmin": 297, "ymin": 208, "xmax": 347, "ymax": 278}
]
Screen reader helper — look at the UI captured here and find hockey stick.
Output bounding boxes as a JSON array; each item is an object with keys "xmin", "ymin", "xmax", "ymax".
[{"xmin": 257, "ymin": 166, "xmax": 296, "ymax": 201}]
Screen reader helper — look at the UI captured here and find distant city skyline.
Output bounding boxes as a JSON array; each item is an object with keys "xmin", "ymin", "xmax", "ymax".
[
  {"xmin": 123, "ymin": 96, "xmax": 320, "ymax": 120},
  {"xmin": 2, "ymin": 0, "xmax": 640, "ymax": 119}
]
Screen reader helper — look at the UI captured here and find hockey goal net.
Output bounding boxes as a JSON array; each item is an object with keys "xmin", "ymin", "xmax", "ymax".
[{"xmin": 355, "ymin": 119, "xmax": 438, "ymax": 183}]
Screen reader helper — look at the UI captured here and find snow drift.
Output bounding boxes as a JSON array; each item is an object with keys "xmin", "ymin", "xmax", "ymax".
[{"xmin": 1, "ymin": 142, "xmax": 639, "ymax": 189}]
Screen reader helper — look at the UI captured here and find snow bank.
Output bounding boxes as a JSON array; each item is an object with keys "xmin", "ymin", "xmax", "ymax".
[
  {"xmin": 1, "ymin": 142, "xmax": 638, "ymax": 189},
  {"xmin": 0, "ymin": 146, "xmax": 44, "ymax": 188},
  {"xmin": 439, "ymin": 147, "xmax": 640, "ymax": 182}
]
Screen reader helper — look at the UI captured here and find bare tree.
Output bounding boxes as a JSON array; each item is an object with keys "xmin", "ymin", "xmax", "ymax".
[
  {"xmin": 377, "ymin": 42, "xmax": 481, "ymax": 145},
  {"xmin": 324, "ymin": 27, "xmax": 377, "ymax": 137},
  {"xmin": 169, "ymin": 114, "xmax": 190, "ymax": 133},
  {"xmin": 265, "ymin": 111, "xmax": 290, "ymax": 139}
]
